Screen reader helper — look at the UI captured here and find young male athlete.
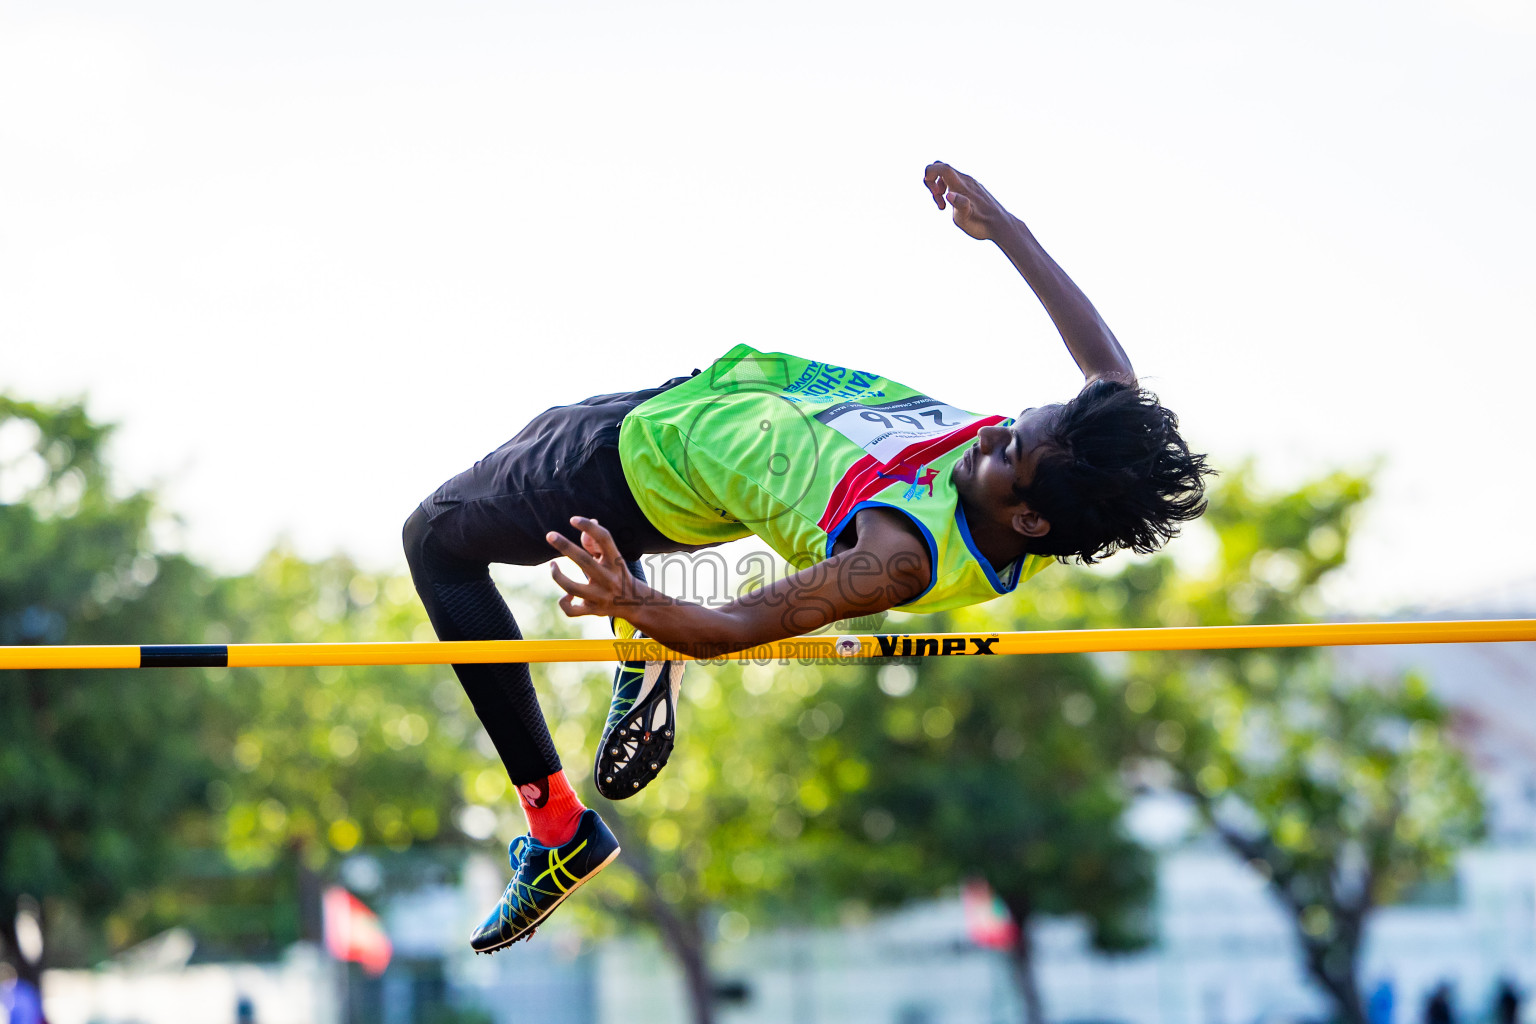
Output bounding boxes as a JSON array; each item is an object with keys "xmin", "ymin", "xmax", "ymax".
[{"xmin": 403, "ymin": 161, "xmax": 1212, "ymax": 952}]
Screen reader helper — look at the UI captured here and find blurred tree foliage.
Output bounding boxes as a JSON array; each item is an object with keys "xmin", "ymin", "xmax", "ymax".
[
  {"xmin": 788, "ymin": 638, "xmax": 1151, "ymax": 1024},
  {"xmin": 0, "ymin": 396, "xmax": 487, "ymax": 973},
  {"xmin": 531, "ymin": 634, "xmax": 816, "ymax": 1024},
  {"xmin": 2, "ymin": 392, "xmax": 1486, "ymax": 1024},
  {"xmin": 526, "ymin": 466, "xmax": 1480, "ymax": 1024},
  {"xmin": 1031, "ymin": 464, "xmax": 1485, "ymax": 1024},
  {"xmin": 0, "ymin": 397, "xmax": 221, "ymax": 983},
  {"xmin": 173, "ymin": 549, "xmax": 483, "ymax": 956}
]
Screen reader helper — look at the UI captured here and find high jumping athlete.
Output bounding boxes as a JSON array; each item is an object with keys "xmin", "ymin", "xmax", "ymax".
[{"xmin": 402, "ymin": 162, "xmax": 1213, "ymax": 952}]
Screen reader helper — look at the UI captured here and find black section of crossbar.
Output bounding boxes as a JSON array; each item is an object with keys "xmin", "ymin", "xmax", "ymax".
[{"xmin": 140, "ymin": 645, "xmax": 229, "ymax": 668}]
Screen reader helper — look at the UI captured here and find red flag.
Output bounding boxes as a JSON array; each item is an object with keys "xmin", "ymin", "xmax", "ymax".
[
  {"xmin": 323, "ymin": 886, "xmax": 392, "ymax": 976},
  {"xmin": 962, "ymin": 878, "xmax": 1020, "ymax": 950}
]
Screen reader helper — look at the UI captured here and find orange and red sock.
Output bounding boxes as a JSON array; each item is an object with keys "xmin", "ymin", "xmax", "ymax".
[{"xmin": 517, "ymin": 769, "xmax": 586, "ymax": 847}]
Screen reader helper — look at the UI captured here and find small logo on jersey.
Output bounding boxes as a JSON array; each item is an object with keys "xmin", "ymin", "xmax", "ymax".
[{"xmin": 878, "ymin": 462, "xmax": 938, "ymax": 501}]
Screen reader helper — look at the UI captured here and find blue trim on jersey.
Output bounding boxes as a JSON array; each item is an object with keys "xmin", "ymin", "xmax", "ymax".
[
  {"xmin": 955, "ymin": 501, "xmax": 1025, "ymax": 595},
  {"xmin": 823, "ymin": 500, "xmax": 939, "ymax": 606}
]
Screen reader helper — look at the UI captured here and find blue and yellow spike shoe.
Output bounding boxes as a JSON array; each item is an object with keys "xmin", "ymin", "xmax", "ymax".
[
  {"xmin": 594, "ymin": 619, "xmax": 684, "ymax": 800},
  {"xmin": 469, "ymin": 809, "xmax": 620, "ymax": 953}
]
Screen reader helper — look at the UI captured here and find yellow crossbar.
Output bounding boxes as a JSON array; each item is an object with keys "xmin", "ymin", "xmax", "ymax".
[{"xmin": 0, "ymin": 620, "xmax": 1531, "ymax": 670}]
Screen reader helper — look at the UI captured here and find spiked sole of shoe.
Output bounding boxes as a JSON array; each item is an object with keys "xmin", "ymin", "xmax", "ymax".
[
  {"xmin": 472, "ymin": 844, "xmax": 622, "ymax": 954},
  {"xmin": 593, "ymin": 665, "xmax": 679, "ymax": 801}
]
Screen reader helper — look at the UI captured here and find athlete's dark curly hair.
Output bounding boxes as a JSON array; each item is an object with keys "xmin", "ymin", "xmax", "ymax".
[{"xmin": 1015, "ymin": 380, "xmax": 1213, "ymax": 564}]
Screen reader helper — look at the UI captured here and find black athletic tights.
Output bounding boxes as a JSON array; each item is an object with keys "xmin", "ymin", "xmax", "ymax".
[
  {"xmin": 403, "ymin": 506, "xmax": 650, "ymax": 784},
  {"xmin": 401, "ymin": 379, "xmax": 687, "ymax": 785}
]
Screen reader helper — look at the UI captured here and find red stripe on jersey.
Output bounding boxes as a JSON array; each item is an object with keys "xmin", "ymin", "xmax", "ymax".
[{"xmin": 817, "ymin": 415, "xmax": 1005, "ymax": 532}]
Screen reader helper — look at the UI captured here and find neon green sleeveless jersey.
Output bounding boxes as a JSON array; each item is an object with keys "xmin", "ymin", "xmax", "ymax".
[{"xmin": 617, "ymin": 344, "xmax": 1051, "ymax": 613}]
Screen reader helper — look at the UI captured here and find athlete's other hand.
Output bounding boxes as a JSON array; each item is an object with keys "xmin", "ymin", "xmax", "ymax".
[
  {"xmin": 547, "ymin": 517, "xmax": 643, "ymax": 618},
  {"xmin": 923, "ymin": 161, "xmax": 1010, "ymax": 241}
]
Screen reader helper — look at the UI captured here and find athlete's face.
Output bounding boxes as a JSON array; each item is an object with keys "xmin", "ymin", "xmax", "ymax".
[{"xmin": 952, "ymin": 405, "xmax": 1063, "ymax": 539}]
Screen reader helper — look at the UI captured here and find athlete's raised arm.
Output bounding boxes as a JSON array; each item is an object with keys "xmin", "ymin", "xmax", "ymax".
[
  {"xmin": 546, "ymin": 512, "xmax": 931, "ymax": 654},
  {"xmin": 923, "ymin": 161, "xmax": 1135, "ymax": 387}
]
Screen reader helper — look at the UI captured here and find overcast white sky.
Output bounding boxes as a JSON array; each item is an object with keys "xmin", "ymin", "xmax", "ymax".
[{"xmin": 3, "ymin": 0, "xmax": 1533, "ymax": 616}]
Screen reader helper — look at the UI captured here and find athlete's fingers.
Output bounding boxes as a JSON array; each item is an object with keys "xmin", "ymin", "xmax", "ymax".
[
  {"xmin": 550, "ymin": 563, "xmax": 619, "ymax": 615},
  {"xmin": 580, "ymin": 528, "xmax": 603, "ymax": 558},
  {"xmin": 923, "ymin": 164, "xmax": 947, "ymax": 208},
  {"xmin": 558, "ymin": 592, "xmax": 598, "ymax": 617},
  {"xmin": 930, "ymin": 162, "xmax": 979, "ymax": 209},
  {"xmin": 546, "ymin": 530, "xmax": 601, "ymax": 575},
  {"xmin": 921, "ymin": 163, "xmax": 946, "ymax": 201},
  {"xmin": 549, "ymin": 560, "xmax": 596, "ymax": 598},
  {"xmin": 928, "ymin": 160, "xmax": 967, "ymax": 184},
  {"xmin": 558, "ymin": 592, "xmax": 597, "ymax": 618},
  {"xmin": 571, "ymin": 516, "xmax": 622, "ymax": 563},
  {"xmin": 924, "ymin": 161, "xmax": 953, "ymax": 186}
]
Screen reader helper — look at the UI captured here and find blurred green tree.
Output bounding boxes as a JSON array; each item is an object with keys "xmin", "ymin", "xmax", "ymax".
[
  {"xmin": 1057, "ymin": 466, "xmax": 1485, "ymax": 1024},
  {"xmin": 786, "ymin": 629, "xmax": 1152, "ymax": 1024},
  {"xmin": 494, "ymin": 587, "xmax": 876, "ymax": 1024},
  {"xmin": 1169, "ymin": 662, "xmax": 1479, "ymax": 1023},
  {"xmin": 0, "ymin": 395, "xmax": 501, "ymax": 969},
  {"xmin": 0, "ymin": 397, "xmax": 221, "ymax": 987},
  {"xmin": 565, "ymin": 652, "xmax": 817, "ymax": 1024},
  {"xmin": 550, "ymin": 605, "xmax": 1151, "ymax": 1024},
  {"xmin": 181, "ymin": 548, "xmax": 484, "ymax": 954}
]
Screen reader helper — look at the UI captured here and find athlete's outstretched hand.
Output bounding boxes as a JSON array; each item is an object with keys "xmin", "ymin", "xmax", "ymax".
[
  {"xmin": 923, "ymin": 161, "xmax": 1011, "ymax": 241},
  {"xmin": 547, "ymin": 517, "xmax": 645, "ymax": 619}
]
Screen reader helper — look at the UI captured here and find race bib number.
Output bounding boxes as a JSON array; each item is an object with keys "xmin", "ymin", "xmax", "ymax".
[{"xmin": 813, "ymin": 394, "xmax": 982, "ymax": 465}]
